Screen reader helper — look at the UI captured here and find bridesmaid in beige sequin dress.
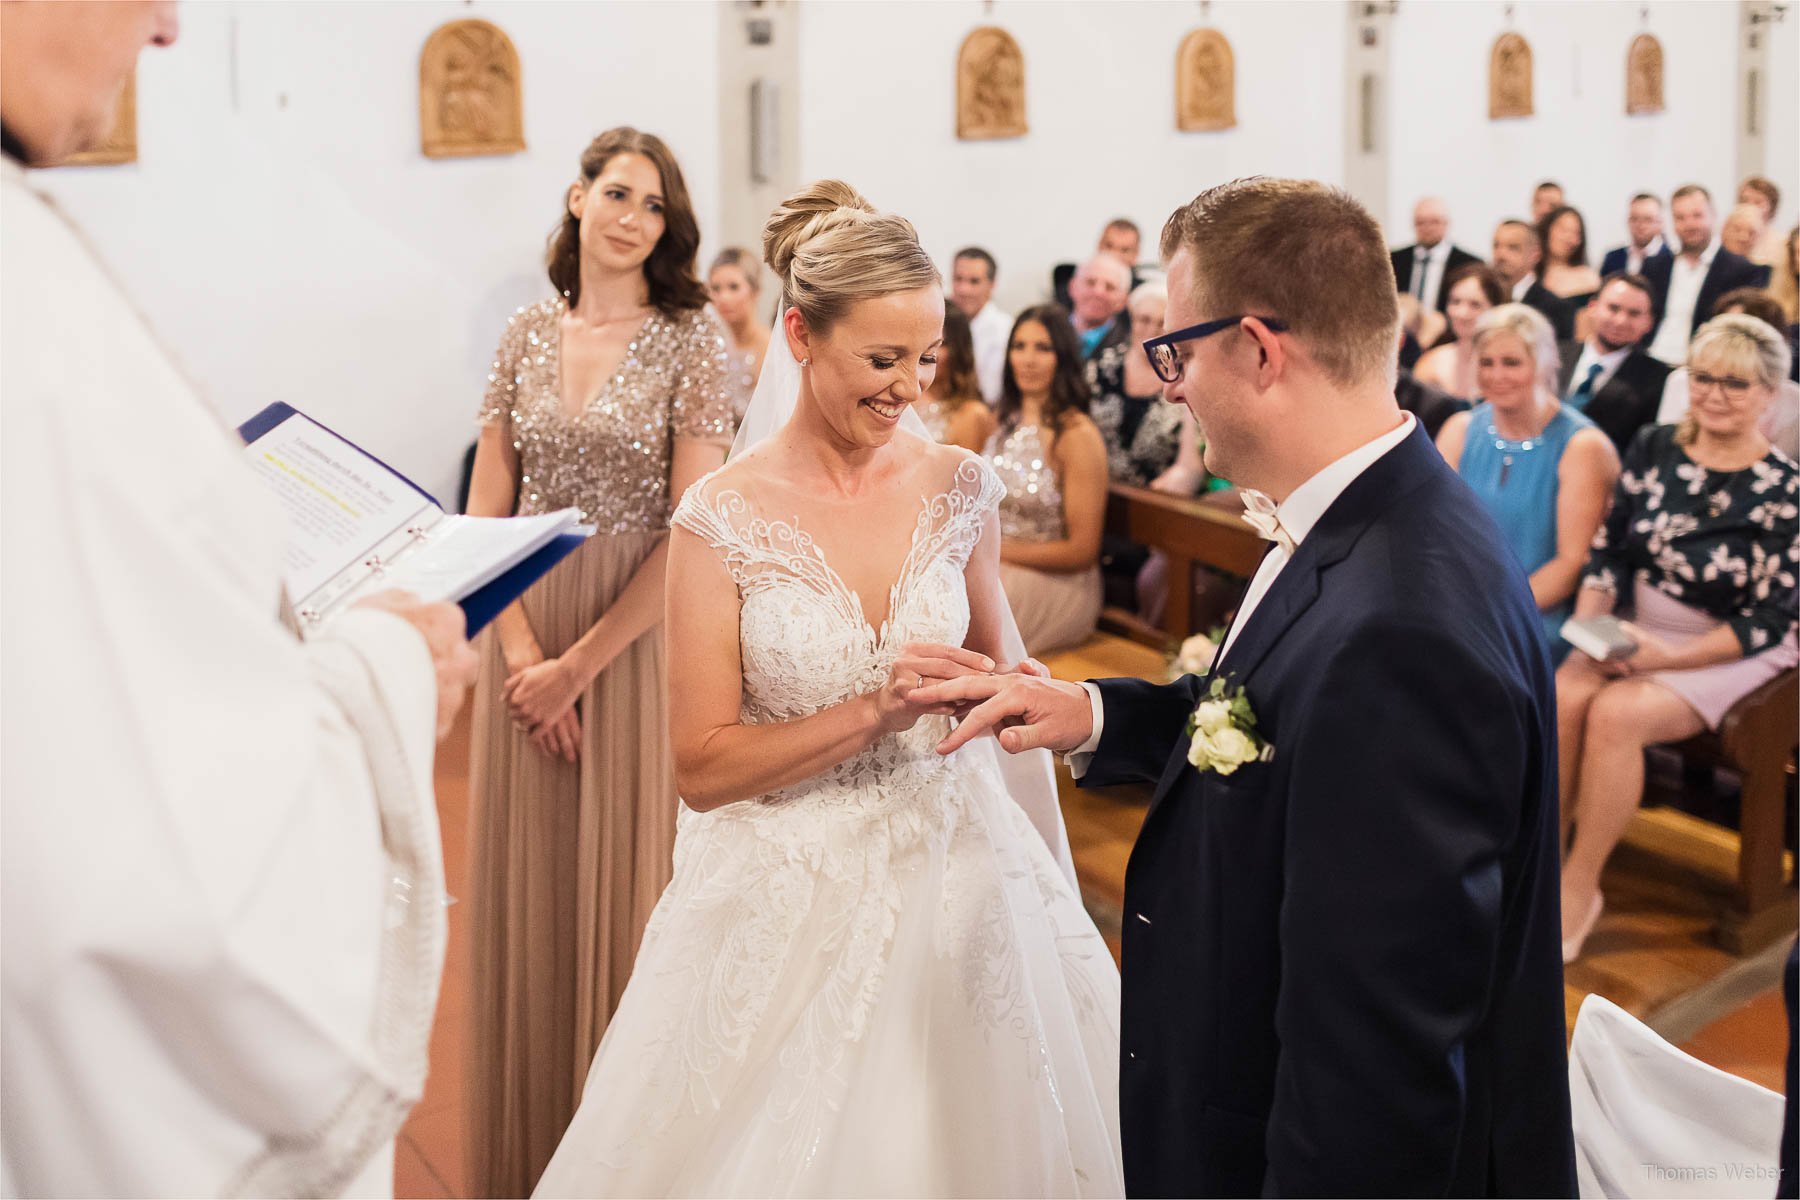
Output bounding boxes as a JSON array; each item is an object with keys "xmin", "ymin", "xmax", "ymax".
[
  {"xmin": 987, "ymin": 305, "xmax": 1107, "ymax": 655},
  {"xmin": 463, "ymin": 129, "xmax": 734, "ymax": 1199},
  {"xmin": 913, "ymin": 299, "xmax": 997, "ymax": 453}
]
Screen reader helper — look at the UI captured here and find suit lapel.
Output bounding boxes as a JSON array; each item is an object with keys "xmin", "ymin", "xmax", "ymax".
[{"xmin": 1140, "ymin": 423, "xmax": 1444, "ymax": 820}]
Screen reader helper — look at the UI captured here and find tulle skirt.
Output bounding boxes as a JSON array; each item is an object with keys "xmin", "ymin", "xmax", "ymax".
[{"xmin": 533, "ymin": 723, "xmax": 1124, "ymax": 1198}]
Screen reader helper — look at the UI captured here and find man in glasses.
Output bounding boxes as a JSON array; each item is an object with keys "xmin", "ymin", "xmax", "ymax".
[{"xmin": 924, "ymin": 177, "xmax": 1575, "ymax": 1198}]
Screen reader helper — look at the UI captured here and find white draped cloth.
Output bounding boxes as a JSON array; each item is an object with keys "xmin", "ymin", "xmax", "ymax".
[{"xmin": 1, "ymin": 159, "xmax": 445, "ymax": 1198}]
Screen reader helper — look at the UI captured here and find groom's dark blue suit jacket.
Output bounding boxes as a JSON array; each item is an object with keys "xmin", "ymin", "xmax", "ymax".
[{"xmin": 1085, "ymin": 424, "xmax": 1577, "ymax": 1198}]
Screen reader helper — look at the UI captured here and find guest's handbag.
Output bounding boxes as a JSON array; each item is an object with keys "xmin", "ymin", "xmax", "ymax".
[{"xmin": 1560, "ymin": 614, "xmax": 1640, "ymax": 662}]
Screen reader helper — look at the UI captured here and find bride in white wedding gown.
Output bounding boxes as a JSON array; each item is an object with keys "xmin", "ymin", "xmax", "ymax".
[{"xmin": 533, "ymin": 180, "xmax": 1123, "ymax": 1198}]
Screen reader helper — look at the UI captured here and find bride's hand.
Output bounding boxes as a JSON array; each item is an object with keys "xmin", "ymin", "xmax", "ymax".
[{"xmin": 873, "ymin": 642, "xmax": 996, "ymax": 735}]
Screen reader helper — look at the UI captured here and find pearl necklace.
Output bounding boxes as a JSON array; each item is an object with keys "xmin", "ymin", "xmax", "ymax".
[{"xmin": 1486, "ymin": 403, "xmax": 1556, "ymax": 487}]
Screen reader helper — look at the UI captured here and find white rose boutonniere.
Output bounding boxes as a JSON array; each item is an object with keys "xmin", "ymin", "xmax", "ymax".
[{"xmin": 1185, "ymin": 676, "xmax": 1273, "ymax": 776}]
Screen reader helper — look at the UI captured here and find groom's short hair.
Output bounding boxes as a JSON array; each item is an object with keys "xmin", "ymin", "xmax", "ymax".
[{"xmin": 1160, "ymin": 178, "xmax": 1400, "ymax": 386}]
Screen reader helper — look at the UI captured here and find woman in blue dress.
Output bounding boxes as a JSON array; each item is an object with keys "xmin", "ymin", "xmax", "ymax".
[{"xmin": 1435, "ymin": 303, "xmax": 1620, "ymax": 660}]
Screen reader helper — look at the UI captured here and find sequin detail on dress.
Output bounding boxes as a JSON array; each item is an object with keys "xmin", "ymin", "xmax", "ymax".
[
  {"xmin": 987, "ymin": 422, "xmax": 1067, "ymax": 541},
  {"xmin": 479, "ymin": 298, "xmax": 735, "ymax": 532}
]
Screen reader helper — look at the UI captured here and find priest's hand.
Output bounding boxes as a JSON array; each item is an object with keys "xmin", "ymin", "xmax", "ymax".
[{"xmin": 356, "ymin": 590, "xmax": 480, "ymax": 740}]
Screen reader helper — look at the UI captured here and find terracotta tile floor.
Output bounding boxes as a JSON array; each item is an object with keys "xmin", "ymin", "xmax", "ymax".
[{"xmin": 397, "ymin": 702, "xmax": 1793, "ymax": 1198}]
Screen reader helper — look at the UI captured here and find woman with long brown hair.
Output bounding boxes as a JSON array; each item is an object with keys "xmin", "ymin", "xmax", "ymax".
[
  {"xmin": 986, "ymin": 303, "xmax": 1108, "ymax": 654},
  {"xmin": 913, "ymin": 298, "xmax": 996, "ymax": 452},
  {"xmin": 463, "ymin": 126, "xmax": 734, "ymax": 1196}
]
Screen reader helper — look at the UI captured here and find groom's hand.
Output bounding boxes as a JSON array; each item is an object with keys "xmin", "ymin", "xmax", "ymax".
[{"xmin": 916, "ymin": 671, "xmax": 1093, "ymax": 756}]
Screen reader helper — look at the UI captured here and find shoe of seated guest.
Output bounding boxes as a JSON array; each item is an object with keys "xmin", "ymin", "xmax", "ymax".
[{"xmin": 1562, "ymin": 892, "xmax": 1605, "ymax": 964}]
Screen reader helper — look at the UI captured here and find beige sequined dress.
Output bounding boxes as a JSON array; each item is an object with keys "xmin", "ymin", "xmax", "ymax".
[
  {"xmin": 467, "ymin": 297, "xmax": 733, "ymax": 1199},
  {"xmin": 987, "ymin": 422, "xmax": 1103, "ymax": 655}
]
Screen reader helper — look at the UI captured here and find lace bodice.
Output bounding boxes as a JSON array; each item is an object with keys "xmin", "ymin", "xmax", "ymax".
[{"xmin": 671, "ymin": 452, "xmax": 1004, "ymax": 806}]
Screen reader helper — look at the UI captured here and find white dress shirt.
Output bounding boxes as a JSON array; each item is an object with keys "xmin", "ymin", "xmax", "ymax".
[
  {"xmin": 1626, "ymin": 234, "xmax": 1666, "ymax": 276},
  {"xmin": 967, "ymin": 300, "xmax": 1013, "ymax": 405},
  {"xmin": 1412, "ymin": 241, "xmax": 1451, "ymax": 310},
  {"xmin": 1648, "ymin": 239, "xmax": 1720, "ymax": 366},
  {"xmin": 1511, "ymin": 272, "xmax": 1538, "ymax": 302},
  {"xmin": 1568, "ymin": 342, "xmax": 1631, "ymax": 400},
  {"xmin": 1068, "ymin": 412, "xmax": 1419, "ymax": 772}
]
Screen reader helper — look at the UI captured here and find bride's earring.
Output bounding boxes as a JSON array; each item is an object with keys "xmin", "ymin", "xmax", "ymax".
[{"xmin": 800, "ymin": 357, "xmax": 810, "ymax": 367}]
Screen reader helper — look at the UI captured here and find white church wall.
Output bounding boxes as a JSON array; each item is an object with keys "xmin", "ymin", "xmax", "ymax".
[
  {"xmin": 28, "ymin": 2, "xmax": 1790, "ymax": 505},
  {"xmin": 1385, "ymin": 1, "xmax": 1743, "ymax": 265},
  {"xmin": 797, "ymin": 0, "xmax": 1350, "ymax": 316},
  {"xmin": 34, "ymin": 1, "xmax": 720, "ymax": 504}
]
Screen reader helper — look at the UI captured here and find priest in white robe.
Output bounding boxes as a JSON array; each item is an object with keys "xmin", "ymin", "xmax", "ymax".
[{"xmin": 0, "ymin": 4, "xmax": 472, "ymax": 1194}]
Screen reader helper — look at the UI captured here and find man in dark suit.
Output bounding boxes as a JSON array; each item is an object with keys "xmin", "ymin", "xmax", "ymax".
[
  {"xmin": 1645, "ymin": 184, "xmax": 1770, "ymax": 363},
  {"xmin": 1391, "ymin": 196, "xmax": 1481, "ymax": 315},
  {"xmin": 1557, "ymin": 273, "xmax": 1671, "ymax": 452},
  {"xmin": 1492, "ymin": 219, "xmax": 1575, "ymax": 340},
  {"xmin": 929, "ymin": 179, "xmax": 1576, "ymax": 1198},
  {"xmin": 1599, "ymin": 192, "xmax": 1672, "ymax": 278}
]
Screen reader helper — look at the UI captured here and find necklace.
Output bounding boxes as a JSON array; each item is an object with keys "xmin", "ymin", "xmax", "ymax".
[{"xmin": 1486, "ymin": 401, "xmax": 1557, "ymax": 487}]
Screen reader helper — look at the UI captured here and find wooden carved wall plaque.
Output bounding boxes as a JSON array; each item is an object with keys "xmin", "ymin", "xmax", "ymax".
[
  {"xmin": 420, "ymin": 19, "xmax": 525, "ymax": 159},
  {"xmin": 1626, "ymin": 33, "xmax": 1664, "ymax": 115},
  {"xmin": 63, "ymin": 72, "xmax": 138, "ymax": 167},
  {"xmin": 1176, "ymin": 29, "xmax": 1236, "ymax": 132},
  {"xmin": 957, "ymin": 26, "xmax": 1027, "ymax": 141},
  {"xmin": 1489, "ymin": 32, "xmax": 1533, "ymax": 120}
]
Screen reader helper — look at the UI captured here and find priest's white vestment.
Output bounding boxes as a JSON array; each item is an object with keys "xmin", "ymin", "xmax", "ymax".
[{"xmin": 0, "ymin": 159, "xmax": 445, "ymax": 1198}]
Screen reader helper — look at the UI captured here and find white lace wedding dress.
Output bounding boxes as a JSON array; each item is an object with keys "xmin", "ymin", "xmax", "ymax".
[{"xmin": 534, "ymin": 452, "xmax": 1123, "ymax": 1198}]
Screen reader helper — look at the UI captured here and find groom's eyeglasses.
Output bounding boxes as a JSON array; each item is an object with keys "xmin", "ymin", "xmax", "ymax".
[{"xmin": 1142, "ymin": 316, "xmax": 1288, "ymax": 384}]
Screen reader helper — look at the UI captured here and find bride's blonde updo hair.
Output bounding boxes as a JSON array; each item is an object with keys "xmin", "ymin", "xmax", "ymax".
[{"xmin": 760, "ymin": 179, "xmax": 940, "ymax": 334}]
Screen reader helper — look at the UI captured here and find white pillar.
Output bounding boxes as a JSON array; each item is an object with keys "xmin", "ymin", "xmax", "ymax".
[
  {"xmin": 1342, "ymin": 1, "xmax": 1397, "ymax": 223},
  {"xmin": 716, "ymin": 1, "xmax": 802, "ymax": 267}
]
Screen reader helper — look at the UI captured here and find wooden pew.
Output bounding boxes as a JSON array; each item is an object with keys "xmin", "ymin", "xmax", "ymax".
[
  {"xmin": 1100, "ymin": 483, "xmax": 1265, "ymax": 646},
  {"xmin": 1628, "ymin": 668, "xmax": 1799, "ymax": 953}
]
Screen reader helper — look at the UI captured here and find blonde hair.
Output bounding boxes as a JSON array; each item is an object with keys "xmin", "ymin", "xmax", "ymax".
[
  {"xmin": 1160, "ymin": 177, "xmax": 1400, "ymax": 386},
  {"xmin": 760, "ymin": 179, "xmax": 939, "ymax": 334},
  {"xmin": 1675, "ymin": 313, "xmax": 1793, "ymax": 443},
  {"xmin": 1769, "ymin": 225, "xmax": 1798, "ymax": 322},
  {"xmin": 1472, "ymin": 302, "xmax": 1560, "ymax": 394},
  {"xmin": 708, "ymin": 246, "xmax": 762, "ymax": 292},
  {"xmin": 1127, "ymin": 279, "xmax": 1167, "ymax": 316}
]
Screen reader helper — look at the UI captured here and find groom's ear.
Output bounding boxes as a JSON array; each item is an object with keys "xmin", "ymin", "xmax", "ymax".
[{"xmin": 1242, "ymin": 316, "xmax": 1286, "ymax": 389}]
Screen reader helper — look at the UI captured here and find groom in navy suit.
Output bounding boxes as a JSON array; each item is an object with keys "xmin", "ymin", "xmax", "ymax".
[{"xmin": 929, "ymin": 179, "xmax": 1575, "ymax": 1197}]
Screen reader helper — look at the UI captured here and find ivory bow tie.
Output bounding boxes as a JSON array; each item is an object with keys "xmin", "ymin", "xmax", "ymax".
[{"xmin": 1240, "ymin": 490, "xmax": 1297, "ymax": 555}]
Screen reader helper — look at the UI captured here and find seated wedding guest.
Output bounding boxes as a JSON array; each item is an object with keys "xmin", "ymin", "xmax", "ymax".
[
  {"xmin": 1771, "ymin": 226, "xmax": 1799, "ymax": 328},
  {"xmin": 988, "ymin": 305, "xmax": 1107, "ymax": 654},
  {"xmin": 1538, "ymin": 204, "xmax": 1602, "ymax": 304},
  {"xmin": 1493, "ymin": 219, "xmax": 1575, "ymax": 340},
  {"xmin": 1556, "ymin": 273, "xmax": 1671, "ymax": 452},
  {"xmin": 1415, "ymin": 262, "xmax": 1506, "ymax": 398},
  {"xmin": 1647, "ymin": 184, "xmax": 1769, "ymax": 364},
  {"xmin": 1395, "ymin": 366, "xmax": 1469, "ymax": 441},
  {"xmin": 1436, "ymin": 304, "xmax": 1620, "ymax": 659},
  {"xmin": 1721, "ymin": 203, "xmax": 1765, "ymax": 260},
  {"xmin": 1391, "ymin": 195, "xmax": 1481, "ymax": 314},
  {"xmin": 913, "ymin": 299, "xmax": 996, "ymax": 452},
  {"xmin": 1, "ymin": 5, "xmax": 478, "ymax": 1193},
  {"xmin": 1658, "ymin": 291, "xmax": 1800, "ymax": 460},
  {"xmin": 1555, "ymin": 314, "xmax": 1798, "ymax": 962},
  {"xmin": 1601, "ymin": 192, "xmax": 1671, "ymax": 277},
  {"xmin": 1054, "ymin": 218, "xmax": 1143, "ymax": 309},
  {"xmin": 464, "ymin": 127, "xmax": 734, "ymax": 1198},
  {"xmin": 709, "ymin": 246, "xmax": 768, "ymax": 420},
  {"xmin": 1067, "ymin": 253, "xmax": 1132, "ymax": 362},
  {"xmin": 1088, "ymin": 281, "xmax": 1189, "ymax": 487},
  {"xmin": 1532, "ymin": 179, "xmax": 1565, "ymax": 223},
  {"xmin": 1740, "ymin": 175, "xmax": 1788, "ymax": 266},
  {"xmin": 950, "ymin": 245, "xmax": 1010, "ymax": 402},
  {"xmin": 1395, "ymin": 292, "xmax": 1446, "ymax": 369}
]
